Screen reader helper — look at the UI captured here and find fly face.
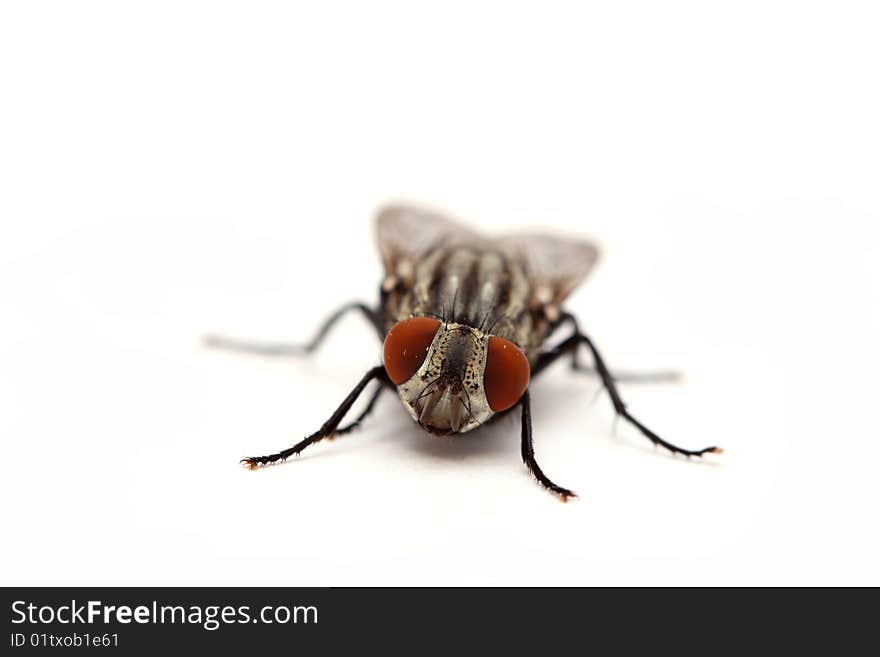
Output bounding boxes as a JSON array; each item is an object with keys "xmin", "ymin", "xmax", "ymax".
[
  {"xmin": 383, "ymin": 318, "xmax": 532, "ymax": 435},
  {"xmin": 390, "ymin": 320, "xmax": 490, "ymax": 434}
]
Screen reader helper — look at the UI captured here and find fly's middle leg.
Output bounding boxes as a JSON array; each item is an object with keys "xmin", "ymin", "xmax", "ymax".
[
  {"xmin": 203, "ymin": 301, "xmax": 383, "ymax": 356},
  {"xmin": 533, "ymin": 321, "xmax": 722, "ymax": 458},
  {"xmin": 542, "ymin": 312, "xmax": 681, "ymax": 383},
  {"xmin": 242, "ymin": 365, "xmax": 391, "ymax": 467}
]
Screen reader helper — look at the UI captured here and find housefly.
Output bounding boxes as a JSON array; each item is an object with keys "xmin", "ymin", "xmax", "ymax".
[{"xmin": 205, "ymin": 205, "xmax": 721, "ymax": 500}]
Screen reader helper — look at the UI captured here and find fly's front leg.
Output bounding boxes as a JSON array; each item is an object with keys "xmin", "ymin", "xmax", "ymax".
[
  {"xmin": 520, "ymin": 390, "xmax": 577, "ymax": 501},
  {"xmin": 242, "ymin": 365, "xmax": 390, "ymax": 467},
  {"xmin": 204, "ymin": 301, "xmax": 383, "ymax": 356},
  {"xmin": 534, "ymin": 327, "xmax": 722, "ymax": 458}
]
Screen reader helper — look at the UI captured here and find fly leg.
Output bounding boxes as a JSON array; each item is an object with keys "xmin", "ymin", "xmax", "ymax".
[
  {"xmin": 533, "ymin": 329, "xmax": 722, "ymax": 458},
  {"xmin": 571, "ymin": 365, "xmax": 681, "ymax": 383},
  {"xmin": 331, "ymin": 382, "xmax": 387, "ymax": 437},
  {"xmin": 544, "ymin": 312, "xmax": 680, "ymax": 382},
  {"xmin": 204, "ymin": 301, "xmax": 383, "ymax": 356},
  {"xmin": 242, "ymin": 365, "xmax": 390, "ymax": 467},
  {"xmin": 520, "ymin": 390, "xmax": 577, "ymax": 501}
]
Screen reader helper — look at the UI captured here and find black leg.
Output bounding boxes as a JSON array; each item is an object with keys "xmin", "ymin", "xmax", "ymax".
[
  {"xmin": 332, "ymin": 381, "xmax": 388, "ymax": 436},
  {"xmin": 521, "ymin": 390, "xmax": 577, "ymax": 501},
  {"xmin": 540, "ymin": 312, "xmax": 679, "ymax": 382},
  {"xmin": 533, "ymin": 329, "xmax": 722, "ymax": 458},
  {"xmin": 204, "ymin": 301, "xmax": 383, "ymax": 356},
  {"xmin": 242, "ymin": 365, "xmax": 389, "ymax": 467}
]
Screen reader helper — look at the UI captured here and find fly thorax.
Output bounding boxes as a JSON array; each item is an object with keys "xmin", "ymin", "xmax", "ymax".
[{"xmin": 396, "ymin": 322, "xmax": 493, "ymax": 434}]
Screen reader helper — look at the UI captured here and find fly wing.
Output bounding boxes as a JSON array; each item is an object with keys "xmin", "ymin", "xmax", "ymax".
[
  {"xmin": 497, "ymin": 232, "xmax": 600, "ymax": 318},
  {"xmin": 375, "ymin": 204, "xmax": 483, "ymax": 288},
  {"xmin": 376, "ymin": 204, "xmax": 599, "ymax": 316}
]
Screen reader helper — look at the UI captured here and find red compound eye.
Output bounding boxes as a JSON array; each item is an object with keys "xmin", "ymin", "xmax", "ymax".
[
  {"xmin": 483, "ymin": 336, "xmax": 531, "ymax": 412},
  {"xmin": 383, "ymin": 316, "xmax": 442, "ymax": 385}
]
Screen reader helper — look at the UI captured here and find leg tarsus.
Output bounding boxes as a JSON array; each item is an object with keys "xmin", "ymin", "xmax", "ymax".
[
  {"xmin": 520, "ymin": 390, "xmax": 577, "ymax": 501},
  {"xmin": 619, "ymin": 408, "xmax": 722, "ymax": 457},
  {"xmin": 572, "ymin": 363, "xmax": 683, "ymax": 384},
  {"xmin": 205, "ymin": 334, "xmax": 308, "ymax": 356},
  {"xmin": 242, "ymin": 365, "xmax": 389, "ymax": 467}
]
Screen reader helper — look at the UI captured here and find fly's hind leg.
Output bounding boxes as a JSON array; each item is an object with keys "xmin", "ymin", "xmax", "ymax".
[
  {"xmin": 533, "ymin": 320, "xmax": 722, "ymax": 459},
  {"xmin": 204, "ymin": 301, "xmax": 383, "ymax": 356},
  {"xmin": 242, "ymin": 365, "xmax": 390, "ymax": 468},
  {"xmin": 570, "ymin": 365, "xmax": 681, "ymax": 383}
]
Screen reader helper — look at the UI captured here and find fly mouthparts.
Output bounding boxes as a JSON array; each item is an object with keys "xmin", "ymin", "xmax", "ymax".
[
  {"xmin": 448, "ymin": 395, "xmax": 464, "ymax": 433},
  {"xmin": 418, "ymin": 389, "xmax": 440, "ymax": 424},
  {"xmin": 416, "ymin": 386, "xmax": 468, "ymax": 434}
]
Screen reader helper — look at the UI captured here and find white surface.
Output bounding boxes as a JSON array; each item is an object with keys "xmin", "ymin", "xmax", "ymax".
[{"xmin": 1, "ymin": 1, "xmax": 879, "ymax": 586}]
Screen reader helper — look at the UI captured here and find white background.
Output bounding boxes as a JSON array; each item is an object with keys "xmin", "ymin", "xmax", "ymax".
[{"xmin": 2, "ymin": 1, "xmax": 878, "ymax": 586}]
